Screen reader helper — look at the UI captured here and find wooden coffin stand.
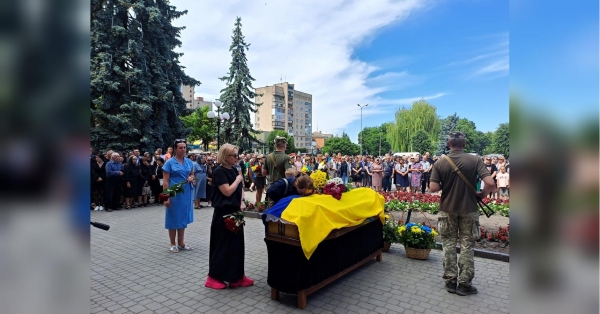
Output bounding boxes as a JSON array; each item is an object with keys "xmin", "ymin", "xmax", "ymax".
[{"xmin": 264, "ymin": 216, "xmax": 383, "ymax": 309}]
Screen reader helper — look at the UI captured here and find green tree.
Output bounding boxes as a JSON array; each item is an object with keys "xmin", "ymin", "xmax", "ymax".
[
  {"xmin": 90, "ymin": 0, "xmax": 199, "ymax": 152},
  {"xmin": 179, "ymin": 106, "xmax": 217, "ymax": 151},
  {"xmin": 482, "ymin": 131, "xmax": 495, "ymax": 155},
  {"xmin": 491, "ymin": 123, "xmax": 510, "ymax": 157},
  {"xmin": 266, "ymin": 130, "xmax": 296, "ymax": 154},
  {"xmin": 386, "ymin": 99, "xmax": 440, "ymax": 152},
  {"xmin": 218, "ymin": 17, "xmax": 261, "ymax": 153},
  {"xmin": 435, "ymin": 113, "xmax": 459, "ymax": 155},
  {"xmin": 321, "ymin": 134, "xmax": 360, "ymax": 156},
  {"xmin": 454, "ymin": 118, "xmax": 492, "ymax": 155},
  {"xmin": 358, "ymin": 124, "xmax": 392, "ymax": 156},
  {"xmin": 411, "ymin": 130, "xmax": 433, "ymax": 154}
]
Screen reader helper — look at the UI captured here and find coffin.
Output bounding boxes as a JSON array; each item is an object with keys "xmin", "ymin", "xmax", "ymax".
[{"xmin": 264, "ymin": 216, "xmax": 383, "ymax": 309}]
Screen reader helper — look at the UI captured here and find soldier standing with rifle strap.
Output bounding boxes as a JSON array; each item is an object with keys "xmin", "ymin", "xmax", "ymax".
[{"xmin": 429, "ymin": 132, "xmax": 496, "ymax": 296}]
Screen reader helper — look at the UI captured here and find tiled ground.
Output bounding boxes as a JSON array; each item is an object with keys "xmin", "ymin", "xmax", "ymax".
[{"xmin": 91, "ymin": 195, "xmax": 509, "ymax": 314}]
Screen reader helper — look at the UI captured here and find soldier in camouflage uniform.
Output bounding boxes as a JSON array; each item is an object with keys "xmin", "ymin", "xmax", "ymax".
[{"xmin": 429, "ymin": 132, "xmax": 496, "ymax": 296}]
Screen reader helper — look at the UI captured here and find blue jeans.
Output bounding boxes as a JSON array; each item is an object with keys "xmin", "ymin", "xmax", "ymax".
[
  {"xmin": 341, "ymin": 175, "xmax": 348, "ymax": 185},
  {"xmin": 382, "ymin": 175, "xmax": 392, "ymax": 192}
]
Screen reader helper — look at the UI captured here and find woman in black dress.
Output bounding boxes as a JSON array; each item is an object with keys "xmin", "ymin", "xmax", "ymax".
[
  {"xmin": 124, "ymin": 156, "xmax": 141, "ymax": 209},
  {"xmin": 205, "ymin": 156, "xmax": 215, "ymax": 207},
  {"xmin": 150, "ymin": 157, "xmax": 164, "ymax": 205},
  {"xmin": 139, "ymin": 155, "xmax": 152, "ymax": 206},
  {"xmin": 91, "ymin": 155, "xmax": 106, "ymax": 210},
  {"xmin": 205, "ymin": 144, "xmax": 254, "ymax": 290}
]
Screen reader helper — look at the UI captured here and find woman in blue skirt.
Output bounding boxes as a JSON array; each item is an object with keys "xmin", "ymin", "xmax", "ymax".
[
  {"xmin": 194, "ymin": 154, "xmax": 207, "ymax": 209},
  {"xmin": 394, "ymin": 157, "xmax": 410, "ymax": 192},
  {"xmin": 162, "ymin": 139, "xmax": 195, "ymax": 253}
]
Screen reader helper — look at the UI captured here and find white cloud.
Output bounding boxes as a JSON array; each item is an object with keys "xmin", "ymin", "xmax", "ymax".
[
  {"xmin": 446, "ymin": 32, "xmax": 509, "ymax": 79},
  {"xmin": 171, "ymin": 0, "xmax": 431, "ymax": 133}
]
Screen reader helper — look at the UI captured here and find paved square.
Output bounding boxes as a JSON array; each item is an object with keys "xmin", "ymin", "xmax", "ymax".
[{"xmin": 91, "ymin": 201, "xmax": 509, "ymax": 313}]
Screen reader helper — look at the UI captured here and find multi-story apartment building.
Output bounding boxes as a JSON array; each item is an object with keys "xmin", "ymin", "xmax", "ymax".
[
  {"xmin": 187, "ymin": 97, "xmax": 213, "ymax": 111},
  {"xmin": 254, "ymin": 83, "xmax": 313, "ymax": 149},
  {"xmin": 181, "ymin": 84, "xmax": 195, "ymax": 106}
]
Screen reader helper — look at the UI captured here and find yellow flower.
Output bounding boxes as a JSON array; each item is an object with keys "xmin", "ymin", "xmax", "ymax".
[
  {"xmin": 398, "ymin": 226, "xmax": 406, "ymax": 234},
  {"xmin": 411, "ymin": 226, "xmax": 422, "ymax": 234},
  {"xmin": 301, "ymin": 165, "xmax": 308, "ymax": 173},
  {"xmin": 384, "ymin": 214, "xmax": 390, "ymax": 220},
  {"xmin": 431, "ymin": 230, "xmax": 438, "ymax": 237}
]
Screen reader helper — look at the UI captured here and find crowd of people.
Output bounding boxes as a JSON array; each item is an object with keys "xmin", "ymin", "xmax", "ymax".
[
  {"xmin": 91, "ymin": 146, "xmax": 509, "ymax": 212},
  {"xmin": 90, "ymin": 132, "xmax": 508, "ymax": 294}
]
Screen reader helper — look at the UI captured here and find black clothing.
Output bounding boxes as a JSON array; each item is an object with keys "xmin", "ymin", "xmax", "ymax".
[
  {"xmin": 267, "ymin": 177, "xmax": 299, "ymax": 205},
  {"xmin": 211, "ymin": 166, "xmax": 243, "ymax": 208},
  {"xmin": 91, "ymin": 162, "xmax": 106, "ymax": 191},
  {"xmin": 339, "ymin": 161, "xmax": 348, "ymax": 177},
  {"xmin": 208, "ymin": 165, "xmax": 245, "ymax": 282},
  {"xmin": 124, "ymin": 164, "xmax": 141, "ymax": 198}
]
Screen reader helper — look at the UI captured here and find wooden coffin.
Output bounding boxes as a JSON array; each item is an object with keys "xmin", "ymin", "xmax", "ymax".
[{"xmin": 264, "ymin": 216, "xmax": 383, "ymax": 309}]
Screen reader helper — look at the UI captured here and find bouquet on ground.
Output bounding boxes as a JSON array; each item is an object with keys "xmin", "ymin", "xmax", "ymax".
[
  {"xmin": 158, "ymin": 181, "xmax": 186, "ymax": 202},
  {"xmin": 397, "ymin": 222, "xmax": 438, "ymax": 249},
  {"xmin": 223, "ymin": 211, "xmax": 246, "ymax": 233}
]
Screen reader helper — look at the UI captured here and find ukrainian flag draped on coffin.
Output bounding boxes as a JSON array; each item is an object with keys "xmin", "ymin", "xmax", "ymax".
[{"xmin": 263, "ymin": 188, "xmax": 385, "ymax": 259}]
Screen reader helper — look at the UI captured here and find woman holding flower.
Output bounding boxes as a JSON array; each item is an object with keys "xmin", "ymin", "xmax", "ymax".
[
  {"xmin": 162, "ymin": 139, "xmax": 195, "ymax": 253},
  {"xmin": 252, "ymin": 155, "xmax": 266, "ymax": 205},
  {"xmin": 205, "ymin": 144, "xmax": 254, "ymax": 290}
]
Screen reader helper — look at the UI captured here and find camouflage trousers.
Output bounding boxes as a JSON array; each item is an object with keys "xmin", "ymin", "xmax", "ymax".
[{"xmin": 438, "ymin": 211, "xmax": 480, "ymax": 286}]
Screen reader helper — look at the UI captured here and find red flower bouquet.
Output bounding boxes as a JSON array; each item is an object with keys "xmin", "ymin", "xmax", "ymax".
[
  {"xmin": 323, "ymin": 182, "xmax": 346, "ymax": 200},
  {"xmin": 223, "ymin": 211, "xmax": 246, "ymax": 233},
  {"xmin": 159, "ymin": 181, "xmax": 186, "ymax": 202}
]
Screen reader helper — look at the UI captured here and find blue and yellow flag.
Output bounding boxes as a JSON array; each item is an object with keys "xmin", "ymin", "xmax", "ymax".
[{"xmin": 264, "ymin": 188, "xmax": 385, "ymax": 259}]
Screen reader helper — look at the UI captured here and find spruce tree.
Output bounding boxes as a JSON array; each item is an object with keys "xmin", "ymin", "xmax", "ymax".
[
  {"xmin": 218, "ymin": 17, "xmax": 261, "ymax": 153},
  {"xmin": 91, "ymin": 0, "xmax": 199, "ymax": 152},
  {"xmin": 435, "ymin": 113, "xmax": 459, "ymax": 155}
]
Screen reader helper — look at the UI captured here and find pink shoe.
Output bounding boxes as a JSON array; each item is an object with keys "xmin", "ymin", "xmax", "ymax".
[
  {"xmin": 204, "ymin": 276, "xmax": 227, "ymax": 289},
  {"xmin": 229, "ymin": 276, "xmax": 254, "ymax": 288}
]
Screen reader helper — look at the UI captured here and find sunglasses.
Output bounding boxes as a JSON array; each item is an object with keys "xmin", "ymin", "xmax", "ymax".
[
  {"xmin": 228, "ymin": 154, "xmax": 239, "ymax": 158},
  {"xmin": 174, "ymin": 139, "xmax": 186, "ymax": 144}
]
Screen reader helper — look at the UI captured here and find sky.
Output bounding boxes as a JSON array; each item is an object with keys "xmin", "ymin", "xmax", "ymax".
[{"xmin": 171, "ymin": 0, "xmax": 509, "ymax": 143}]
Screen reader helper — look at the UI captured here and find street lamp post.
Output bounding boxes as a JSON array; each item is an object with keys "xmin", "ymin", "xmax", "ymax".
[
  {"xmin": 357, "ymin": 104, "xmax": 368, "ymax": 155},
  {"xmin": 207, "ymin": 100, "xmax": 230, "ymax": 150},
  {"xmin": 405, "ymin": 127, "xmax": 412, "ymax": 152}
]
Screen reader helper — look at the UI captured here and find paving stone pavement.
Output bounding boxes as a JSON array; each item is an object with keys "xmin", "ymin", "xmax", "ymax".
[{"xmin": 91, "ymin": 197, "xmax": 509, "ymax": 314}]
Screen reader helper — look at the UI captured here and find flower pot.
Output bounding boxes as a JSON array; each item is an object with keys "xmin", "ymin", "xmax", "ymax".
[
  {"xmin": 382, "ymin": 242, "xmax": 391, "ymax": 252},
  {"xmin": 404, "ymin": 246, "xmax": 431, "ymax": 260}
]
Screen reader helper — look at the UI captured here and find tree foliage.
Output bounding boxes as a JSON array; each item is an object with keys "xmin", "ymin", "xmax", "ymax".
[
  {"xmin": 90, "ymin": 0, "xmax": 199, "ymax": 152},
  {"xmin": 454, "ymin": 118, "xmax": 491, "ymax": 155},
  {"xmin": 266, "ymin": 130, "xmax": 296, "ymax": 154},
  {"xmin": 321, "ymin": 134, "xmax": 360, "ymax": 156},
  {"xmin": 179, "ymin": 106, "xmax": 217, "ymax": 151},
  {"xmin": 386, "ymin": 99, "xmax": 440, "ymax": 152},
  {"xmin": 358, "ymin": 125, "xmax": 392, "ymax": 156},
  {"xmin": 218, "ymin": 17, "xmax": 261, "ymax": 153},
  {"xmin": 435, "ymin": 113, "xmax": 459, "ymax": 155},
  {"xmin": 491, "ymin": 123, "xmax": 510, "ymax": 158},
  {"xmin": 411, "ymin": 130, "xmax": 434, "ymax": 154}
]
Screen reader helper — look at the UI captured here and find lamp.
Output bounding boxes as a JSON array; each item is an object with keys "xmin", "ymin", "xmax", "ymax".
[{"xmin": 207, "ymin": 100, "xmax": 230, "ymax": 149}]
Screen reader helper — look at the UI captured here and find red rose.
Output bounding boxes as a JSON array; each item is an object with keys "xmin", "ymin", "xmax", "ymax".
[
  {"xmin": 501, "ymin": 236, "xmax": 507, "ymax": 242},
  {"xmin": 159, "ymin": 193, "xmax": 170, "ymax": 202}
]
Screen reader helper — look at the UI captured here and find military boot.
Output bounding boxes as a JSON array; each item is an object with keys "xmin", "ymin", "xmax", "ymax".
[
  {"xmin": 456, "ymin": 284, "xmax": 478, "ymax": 296},
  {"xmin": 445, "ymin": 281, "xmax": 457, "ymax": 293}
]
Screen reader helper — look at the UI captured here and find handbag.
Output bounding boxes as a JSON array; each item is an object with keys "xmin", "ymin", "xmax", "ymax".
[{"xmin": 142, "ymin": 182, "xmax": 152, "ymax": 195}]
